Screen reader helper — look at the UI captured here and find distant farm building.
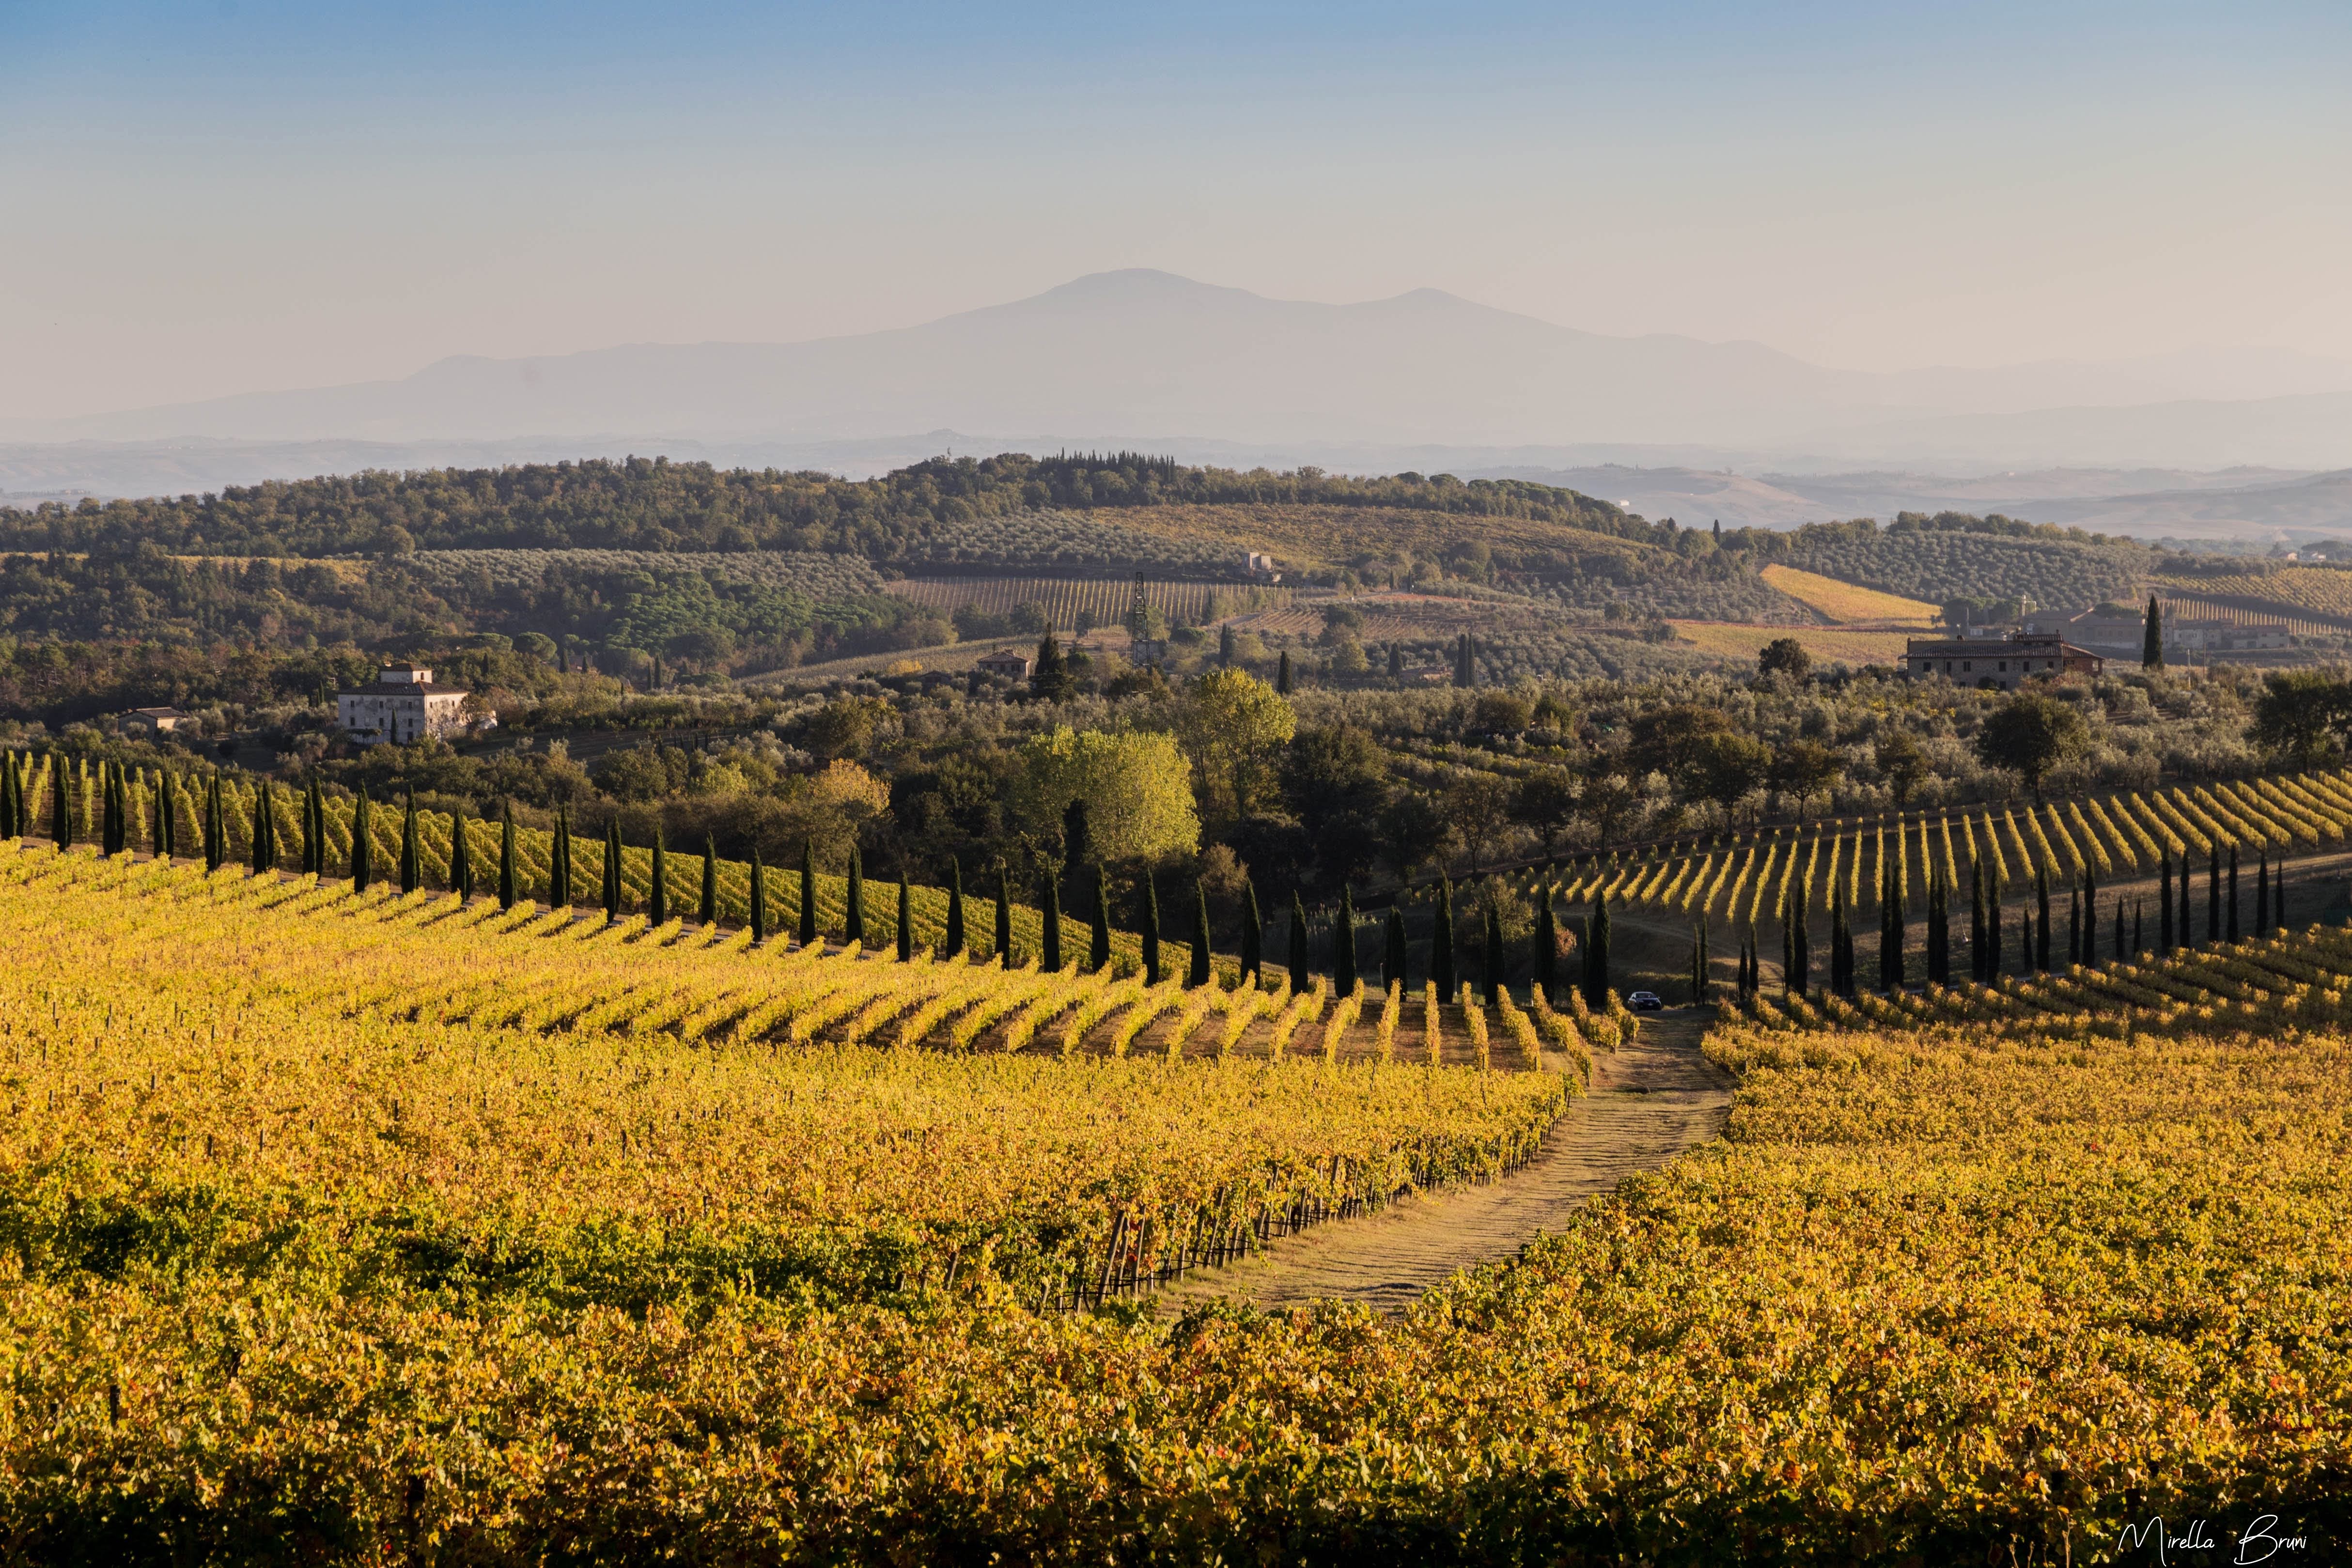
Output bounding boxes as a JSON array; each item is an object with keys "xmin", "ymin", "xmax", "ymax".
[
  {"xmin": 336, "ymin": 664, "xmax": 486, "ymax": 745},
  {"xmin": 1903, "ymin": 633, "xmax": 2103, "ymax": 691},
  {"xmin": 119, "ymin": 707, "xmax": 193, "ymax": 737},
  {"xmin": 974, "ymin": 648, "xmax": 1034, "ymax": 681}
]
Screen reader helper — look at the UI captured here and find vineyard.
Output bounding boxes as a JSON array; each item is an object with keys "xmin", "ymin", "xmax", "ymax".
[
  {"xmin": 881, "ymin": 575, "xmax": 1289, "ymax": 627},
  {"xmin": 1756, "ymin": 563, "xmax": 1938, "ymax": 625},
  {"xmin": 2155, "ymin": 590, "xmax": 2336, "ymax": 638},
  {"xmin": 1415, "ymin": 765, "xmax": 2352, "ymax": 926},
  {"xmin": 2154, "ymin": 564, "xmax": 2352, "ymax": 627},
  {"xmin": 5, "ymin": 832, "xmax": 2345, "ymax": 1555}
]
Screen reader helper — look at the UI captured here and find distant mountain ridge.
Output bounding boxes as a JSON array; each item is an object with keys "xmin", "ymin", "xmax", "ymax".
[{"xmin": 11, "ymin": 270, "xmax": 2352, "ymax": 470}]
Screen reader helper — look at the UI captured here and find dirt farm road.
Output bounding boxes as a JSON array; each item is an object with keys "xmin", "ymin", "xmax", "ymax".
[{"xmin": 1154, "ymin": 1009, "xmax": 1734, "ymax": 1316}]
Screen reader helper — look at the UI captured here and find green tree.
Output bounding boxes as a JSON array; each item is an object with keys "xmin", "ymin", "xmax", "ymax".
[
  {"xmin": 1873, "ymin": 728, "xmax": 1928, "ymax": 808},
  {"xmin": 1507, "ymin": 769, "xmax": 1580, "ymax": 856},
  {"xmin": 1771, "ymin": 740, "xmax": 1844, "ymax": 821},
  {"xmin": 1974, "ymin": 693, "xmax": 2089, "ymax": 803},
  {"xmin": 1175, "ymin": 668, "xmax": 1295, "ymax": 819},
  {"xmin": 1758, "ymin": 637, "xmax": 1812, "ymax": 680},
  {"xmin": 1017, "ymin": 728, "xmax": 1201, "ymax": 866},
  {"xmin": 2251, "ymin": 670, "xmax": 2348, "ymax": 766},
  {"xmin": 1685, "ymin": 732, "xmax": 1772, "ymax": 823},
  {"xmin": 2143, "ymin": 594, "xmax": 2164, "ymax": 669}
]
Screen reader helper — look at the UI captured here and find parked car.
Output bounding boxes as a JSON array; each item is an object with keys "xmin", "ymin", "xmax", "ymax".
[{"xmin": 1625, "ymin": 990, "xmax": 1665, "ymax": 1012}]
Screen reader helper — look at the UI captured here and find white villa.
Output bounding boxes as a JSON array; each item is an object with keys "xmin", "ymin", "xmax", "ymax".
[{"xmin": 336, "ymin": 664, "xmax": 485, "ymax": 745}]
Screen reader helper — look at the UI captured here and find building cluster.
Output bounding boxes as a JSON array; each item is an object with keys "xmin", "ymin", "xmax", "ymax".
[{"xmin": 1903, "ymin": 602, "xmax": 2295, "ymax": 690}]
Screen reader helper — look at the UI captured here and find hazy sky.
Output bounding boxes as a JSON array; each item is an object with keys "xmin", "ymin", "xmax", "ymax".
[{"xmin": 4, "ymin": 0, "xmax": 2349, "ymax": 420}]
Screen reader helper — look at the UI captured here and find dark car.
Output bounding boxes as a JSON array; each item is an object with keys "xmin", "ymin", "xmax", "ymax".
[{"xmin": 1624, "ymin": 990, "xmax": 1665, "ymax": 1012}]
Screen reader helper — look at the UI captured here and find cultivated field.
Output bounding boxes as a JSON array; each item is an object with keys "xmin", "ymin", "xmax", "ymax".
[
  {"xmin": 881, "ymin": 574, "xmax": 1288, "ymax": 626},
  {"xmin": 1758, "ymin": 562, "xmax": 1939, "ymax": 625},
  {"xmin": 1668, "ymin": 619, "xmax": 1914, "ymax": 666}
]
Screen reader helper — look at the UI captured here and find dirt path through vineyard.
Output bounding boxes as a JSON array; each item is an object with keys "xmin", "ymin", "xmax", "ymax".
[{"xmin": 1154, "ymin": 1009, "xmax": 1733, "ymax": 1316}]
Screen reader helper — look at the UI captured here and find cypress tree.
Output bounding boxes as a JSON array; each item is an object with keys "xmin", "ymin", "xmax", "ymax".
[
  {"xmin": 2178, "ymin": 853, "xmax": 2192, "ymax": 949},
  {"xmin": 899, "ymin": 876, "xmax": 916, "ymax": 962},
  {"xmin": 1189, "ymin": 883, "xmax": 1213, "ymax": 987},
  {"xmin": 1878, "ymin": 854, "xmax": 1899, "ymax": 990},
  {"xmin": 400, "ymin": 791, "xmax": 421, "ymax": 896},
  {"xmin": 1969, "ymin": 859, "xmax": 1986, "ymax": 980},
  {"xmin": 700, "ymin": 837, "xmax": 719, "ymax": 926},
  {"xmin": 1239, "ymin": 879, "xmax": 1264, "ymax": 982},
  {"xmin": 2227, "ymin": 844, "xmax": 2240, "ymax": 943},
  {"xmin": 1432, "ymin": 880, "xmax": 1456, "ymax": 1000},
  {"xmin": 1333, "ymin": 886, "xmax": 1357, "ymax": 995},
  {"xmin": 1289, "ymin": 890, "xmax": 1310, "ymax": 994},
  {"xmin": 2068, "ymin": 886, "xmax": 2081, "ymax": 967},
  {"xmin": 50, "ymin": 757, "xmax": 71, "ymax": 849},
  {"xmin": 1585, "ymin": 895, "xmax": 1613, "ymax": 1006},
  {"xmin": 2142, "ymin": 593, "xmax": 2163, "ymax": 668},
  {"xmin": 98, "ymin": 763, "xmax": 117, "ymax": 856},
  {"xmin": 1783, "ymin": 884, "xmax": 1807, "ymax": 999},
  {"xmin": 548, "ymin": 805, "xmax": 572, "ymax": 908},
  {"xmin": 2115, "ymin": 896, "xmax": 2126, "ymax": 960},
  {"xmin": 993, "ymin": 866, "xmax": 1012, "ymax": 966},
  {"xmin": 449, "ymin": 807, "xmax": 473, "ymax": 901},
  {"xmin": 0, "ymin": 752, "xmax": 15, "ymax": 840},
  {"xmin": 601, "ymin": 818, "xmax": 622, "ymax": 920},
  {"xmin": 2034, "ymin": 868, "xmax": 2050, "ymax": 973},
  {"xmin": 498, "ymin": 802, "xmax": 518, "ymax": 910},
  {"xmin": 1276, "ymin": 650, "xmax": 1293, "ymax": 695},
  {"xmin": 1689, "ymin": 924, "xmax": 1705, "ymax": 1005},
  {"xmin": 1141, "ymin": 875, "xmax": 1162, "ymax": 985},
  {"xmin": 1834, "ymin": 885, "xmax": 1854, "ymax": 999},
  {"xmin": 845, "ymin": 846, "xmax": 866, "ymax": 946},
  {"xmin": 2159, "ymin": 854, "xmax": 2174, "ymax": 951},
  {"xmin": 1484, "ymin": 904, "xmax": 1504, "ymax": 1005},
  {"xmin": 945, "ymin": 858, "xmax": 967, "ymax": 957},
  {"xmin": 1927, "ymin": 871, "xmax": 1949, "ymax": 985},
  {"xmin": 1091, "ymin": 866, "xmax": 1113, "ymax": 972},
  {"xmin": 1038, "ymin": 874, "xmax": 1059, "ymax": 970},
  {"xmin": 2256, "ymin": 852, "xmax": 2271, "ymax": 939},
  {"xmin": 798, "ymin": 840, "xmax": 819, "ymax": 947},
  {"xmin": 749, "ymin": 849, "xmax": 769, "ymax": 942},
  {"xmin": 1534, "ymin": 897, "xmax": 1558, "ymax": 1002},
  {"xmin": 2206, "ymin": 848, "xmax": 2220, "ymax": 944},
  {"xmin": 648, "ymin": 826, "xmax": 669, "ymax": 926},
  {"xmin": 2276, "ymin": 853, "xmax": 2290, "ymax": 931},
  {"xmin": 1387, "ymin": 905, "xmax": 1410, "ymax": 992},
  {"xmin": 247, "ymin": 781, "xmax": 269, "ymax": 871},
  {"xmin": 1986, "ymin": 874, "xmax": 2001, "ymax": 979},
  {"xmin": 350, "ymin": 788, "xmax": 372, "ymax": 891},
  {"xmin": 2133, "ymin": 899, "xmax": 2144, "ymax": 955}
]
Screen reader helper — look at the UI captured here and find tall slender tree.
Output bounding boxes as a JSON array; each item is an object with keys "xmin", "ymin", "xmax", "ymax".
[
  {"xmin": 548, "ymin": 805, "xmax": 572, "ymax": 908},
  {"xmin": 2034, "ymin": 868, "xmax": 2051, "ymax": 973},
  {"xmin": 796, "ymin": 840, "xmax": 819, "ymax": 946},
  {"xmin": 2115, "ymin": 896, "xmax": 2127, "ymax": 960},
  {"xmin": 1585, "ymin": 894, "xmax": 1614, "ymax": 1006},
  {"xmin": 1140, "ymin": 874, "xmax": 1162, "ymax": 985},
  {"xmin": 1482, "ymin": 903, "xmax": 1503, "ymax": 1005},
  {"xmin": 49, "ymin": 756, "xmax": 71, "ymax": 850},
  {"xmin": 899, "ymin": 876, "xmax": 916, "ymax": 962},
  {"xmin": 1242, "ymin": 884, "xmax": 1261, "ymax": 982},
  {"xmin": 1926, "ymin": 871, "xmax": 1949, "ymax": 986},
  {"xmin": 400, "ymin": 791, "xmax": 421, "ymax": 896},
  {"xmin": 1969, "ymin": 859, "xmax": 1986, "ymax": 981},
  {"xmin": 1288, "ymin": 889, "xmax": 1310, "ymax": 994},
  {"xmin": 1387, "ymin": 905, "xmax": 1410, "ymax": 992},
  {"xmin": 252, "ymin": 780, "xmax": 276, "ymax": 872},
  {"xmin": 699, "ymin": 837, "xmax": 720, "ymax": 927},
  {"xmin": 1037, "ymin": 874, "xmax": 1059, "ymax": 970},
  {"xmin": 944, "ymin": 857, "xmax": 966, "ymax": 958},
  {"xmin": 2068, "ymin": 886, "xmax": 2081, "ymax": 967},
  {"xmin": 2133, "ymin": 899, "xmax": 2144, "ymax": 955},
  {"xmin": 2179, "ymin": 851, "xmax": 2192, "ymax": 948},
  {"xmin": 600, "ymin": 818, "xmax": 622, "ymax": 919},
  {"xmin": 2159, "ymin": 853, "xmax": 2175, "ymax": 951},
  {"xmin": 2256, "ymin": 851, "xmax": 2271, "ymax": 939},
  {"xmin": 1432, "ymin": 880, "xmax": 1457, "ymax": 999},
  {"xmin": 449, "ymin": 807, "xmax": 473, "ymax": 901},
  {"xmin": 2227, "ymin": 844, "xmax": 2240, "ymax": 943},
  {"xmin": 2142, "ymin": 593, "xmax": 2164, "ymax": 669},
  {"xmin": 1189, "ymin": 883, "xmax": 1214, "ymax": 987},
  {"xmin": 992, "ymin": 864, "xmax": 1012, "ymax": 966},
  {"xmin": 649, "ymin": 826, "xmax": 669, "ymax": 927},
  {"xmin": 1535, "ymin": 895, "xmax": 1559, "ymax": 1002},
  {"xmin": 1333, "ymin": 886, "xmax": 1358, "ymax": 995},
  {"xmin": 2206, "ymin": 848, "xmax": 2221, "ymax": 944},
  {"xmin": 349, "ymin": 788, "xmax": 372, "ymax": 891},
  {"xmin": 845, "ymin": 846, "xmax": 866, "ymax": 946},
  {"xmin": 498, "ymin": 802, "xmax": 518, "ymax": 910},
  {"xmin": 748, "ymin": 849, "xmax": 768, "ymax": 942},
  {"xmin": 1091, "ymin": 867, "xmax": 1113, "ymax": 972},
  {"xmin": 2275, "ymin": 853, "xmax": 2290, "ymax": 931}
]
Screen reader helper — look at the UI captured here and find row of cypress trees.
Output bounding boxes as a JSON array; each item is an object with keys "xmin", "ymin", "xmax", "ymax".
[{"xmin": 1721, "ymin": 842, "xmax": 2298, "ymax": 1005}]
